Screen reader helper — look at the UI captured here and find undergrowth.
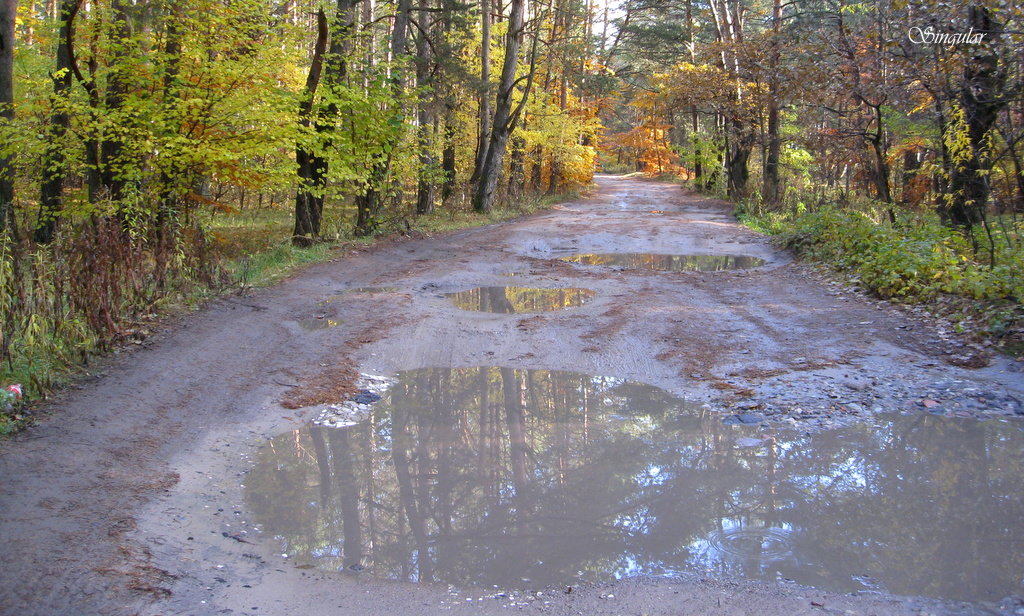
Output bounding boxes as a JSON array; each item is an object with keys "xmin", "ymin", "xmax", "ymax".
[
  {"xmin": 738, "ymin": 202, "xmax": 1024, "ymax": 354},
  {"xmin": 0, "ymin": 219, "xmax": 225, "ymax": 433}
]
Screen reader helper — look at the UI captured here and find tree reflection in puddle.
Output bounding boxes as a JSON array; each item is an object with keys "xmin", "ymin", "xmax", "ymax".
[
  {"xmin": 245, "ymin": 368, "xmax": 1024, "ymax": 601},
  {"xmin": 445, "ymin": 287, "xmax": 596, "ymax": 313},
  {"xmin": 560, "ymin": 253, "xmax": 765, "ymax": 271}
]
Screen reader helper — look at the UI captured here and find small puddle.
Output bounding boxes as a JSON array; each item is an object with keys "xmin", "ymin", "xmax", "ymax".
[
  {"xmin": 445, "ymin": 287, "xmax": 595, "ymax": 313},
  {"xmin": 298, "ymin": 317, "xmax": 339, "ymax": 331},
  {"xmin": 560, "ymin": 253, "xmax": 765, "ymax": 271},
  {"xmin": 245, "ymin": 368, "xmax": 1024, "ymax": 602}
]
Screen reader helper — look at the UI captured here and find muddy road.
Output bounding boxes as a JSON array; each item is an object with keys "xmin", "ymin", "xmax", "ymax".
[{"xmin": 1, "ymin": 175, "xmax": 1022, "ymax": 616}]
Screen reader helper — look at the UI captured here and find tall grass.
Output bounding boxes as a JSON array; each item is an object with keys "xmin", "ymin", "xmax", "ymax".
[{"xmin": 0, "ymin": 221, "xmax": 225, "ymax": 432}]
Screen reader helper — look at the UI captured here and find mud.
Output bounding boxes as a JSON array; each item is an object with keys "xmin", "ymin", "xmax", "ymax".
[{"xmin": 1, "ymin": 175, "xmax": 1022, "ymax": 616}]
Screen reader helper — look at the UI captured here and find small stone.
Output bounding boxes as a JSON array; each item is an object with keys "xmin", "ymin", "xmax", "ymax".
[{"xmin": 353, "ymin": 392, "xmax": 381, "ymax": 405}]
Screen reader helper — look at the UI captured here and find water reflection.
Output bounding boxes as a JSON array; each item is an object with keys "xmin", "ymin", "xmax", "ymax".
[
  {"xmin": 245, "ymin": 368, "xmax": 1024, "ymax": 602},
  {"xmin": 446, "ymin": 287, "xmax": 595, "ymax": 313},
  {"xmin": 560, "ymin": 253, "xmax": 765, "ymax": 271},
  {"xmin": 299, "ymin": 318, "xmax": 340, "ymax": 331}
]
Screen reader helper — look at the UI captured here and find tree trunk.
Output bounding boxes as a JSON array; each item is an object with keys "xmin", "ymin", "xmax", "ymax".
[
  {"xmin": 530, "ymin": 145, "xmax": 542, "ymax": 191},
  {"xmin": 414, "ymin": 0, "xmax": 435, "ymax": 215},
  {"xmin": 999, "ymin": 129, "xmax": 1024, "ymax": 213},
  {"xmin": 900, "ymin": 147, "xmax": 922, "ymax": 207},
  {"xmin": 469, "ymin": 0, "xmax": 491, "ymax": 184},
  {"xmin": 65, "ymin": 8, "xmax": 102, "ymax": 206},
  {"xmin": 354, "ymin": 0, "xmax": 409, "ymax": 236},
  {"xmin": 34, "ymin": 0, "xmax": 76, "ymax": 244},
  {"xmin": 361, "ymin": 0, "xmax": 374, "ymax": 90},
  {"xmin": 155, "ymin": 5, "xmax": 183, "ymax": 287},
  {"xmin": 685, "ymin": 0, "xmax": 702, "ymax": 186},
  {"xmin": 293, "ymin": 9, "xmax": 328, "ymax": 245},
  {"xmin": 691, "ymin": 110, "xmax": 702, "ymax": 186},
  {"xmin": 0, "ymin": 0, "xmax": 17, "ymax": 237},
  {"xmin": 439, "ymin": 2, "xmax": 458, "ymax": 202},
  {"xmin": 441, "ymin": 105, "xmax": 458, "ymax": 201},
  {"xmin": 100, "ymin": 0, "xmax": 130, "ymax": 208},
  {"xmin": 945, "ymin": 5, "xmax": 1009, "ymax": 227},
  {"xmin": 726, "ymin": 119, "xmax": 752, "ymax": 199},
  {"xmin": 472, "ymin": 0, "xmax": 530, "ymax": 213},
  {"xmin": 508, "ymin": 134, "xmax": 525, "ymax": 198},
  {"xmin": 869, "ymin": 137, "xmax": 892, "ymax": 204},
  {"xmin": 762, "ymin": 0, "xmax": 782, "ymax": 205},
  {"xmin": 763, "ymin": 101, "xmax": 780, "ymax": 204}
]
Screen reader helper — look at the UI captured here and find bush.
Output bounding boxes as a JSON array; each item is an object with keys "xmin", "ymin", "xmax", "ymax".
[{"xmin": 768, "ymin": 207, "xmax": 1023, "ymax": 302}]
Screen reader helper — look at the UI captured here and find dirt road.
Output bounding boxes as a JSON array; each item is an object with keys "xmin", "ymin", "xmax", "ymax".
[{"xmin": 1, "ymin": 175, "xmax": 1021, "ymax": 616}]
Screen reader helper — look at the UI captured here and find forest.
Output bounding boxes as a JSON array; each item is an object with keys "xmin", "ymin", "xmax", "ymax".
[
  {"xmin": 3, "ymin": 1, "xmax": 1024, "ymax": 612},
  {"xmin": 0, "ymin": 0, "xmax": 1022, "ymax": 423}
]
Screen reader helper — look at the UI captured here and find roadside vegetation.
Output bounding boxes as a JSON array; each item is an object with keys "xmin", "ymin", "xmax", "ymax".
[{"xmin": 738, "ymin": 200, "xmax": 1023, "ymax": 354}]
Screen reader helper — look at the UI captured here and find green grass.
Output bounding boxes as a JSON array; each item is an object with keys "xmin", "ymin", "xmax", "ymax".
[
  {"xmin": 225, "ymin": 241, "xmax": 338, "ymax": 288},
  {"xmin": 211, "ymin": 191, "xmax": 571, "ymax": 287}
]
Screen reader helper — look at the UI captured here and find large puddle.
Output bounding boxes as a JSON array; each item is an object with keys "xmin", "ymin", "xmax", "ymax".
[
  {"xmin": 245, "ymin": 368, "xmax": 1024, "ymax": 602},
  {"xmin": 560, "ymin": 253, "xmax": 765, "ymax": 271},
  {"xmin": 445, "ymin": 287, "xmax": 595, "ymax": 313}
]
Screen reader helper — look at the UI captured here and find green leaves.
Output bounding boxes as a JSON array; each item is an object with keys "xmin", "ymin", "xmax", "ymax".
[{"xmin": 771, "ymin": 206, "xmax": 1022, "ymax": 303}]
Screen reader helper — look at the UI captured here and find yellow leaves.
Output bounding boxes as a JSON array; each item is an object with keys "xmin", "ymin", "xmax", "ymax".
[
  {"xmin": 583, "ymin": 59, "xmax": 615, "ymax": 76},
  {"xmin": 656, "ymin": 62, "xmax": 747, "ymax": 114},
  {"xmin": 517, "ymin": 94, "xmax": 599, "ymax": 190},
  {"xmin": 943, "ymin": 103, "xmax": 977, "ymax": 172}
]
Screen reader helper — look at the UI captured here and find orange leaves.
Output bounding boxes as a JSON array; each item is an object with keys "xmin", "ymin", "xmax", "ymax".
[
  {"xmin": 606, "ymin": 122, "xmax": 685, "ymax": 176},
  {"xmin": 186, "ymin": 191, "xmax": 240, "ymax": 214}
]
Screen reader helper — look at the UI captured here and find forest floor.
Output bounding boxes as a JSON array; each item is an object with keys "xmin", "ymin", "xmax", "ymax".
[{"xmin": 1, "ymin": 175, "xmax": 1022, "ymax": 616}]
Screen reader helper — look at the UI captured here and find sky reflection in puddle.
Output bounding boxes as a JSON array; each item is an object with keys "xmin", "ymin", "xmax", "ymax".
[{"xmin": 245, "ymin": 368, "xmax": 1024, "ymax": 601}]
